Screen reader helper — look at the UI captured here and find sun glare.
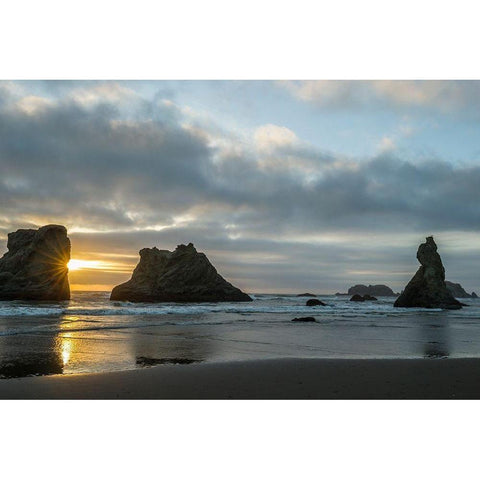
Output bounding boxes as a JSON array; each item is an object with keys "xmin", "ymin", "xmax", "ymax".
[{"xmin": 68, "ymin": 259, "xmax": 104, "ymax": 271}]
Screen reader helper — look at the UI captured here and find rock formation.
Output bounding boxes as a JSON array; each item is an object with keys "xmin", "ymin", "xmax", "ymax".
[
  {"xmin": 472, "ymin": 292, "xmax": 478, "ymax": 299},
  {"xmin": 350, "ymin": 294, "xmax": 365, "ymax": 302},
  {"xmin": 350, "ymin": 294, "xmax": 378, "ymax": 302},
  {"xmin": 0, "ymin": 225, "xmax": 70, "ymax": 301},
  {"xmin": 445, "ymin": 281, "xmax": 473, "ymax": 298},
  {"xmin": 348, "ymin": 284, "xmax": 396, "ymax": 296},
  {"xmin": 306, "ymin": 299, "xmax": 326, "ymax": 306},
  {"xmin": 297, "ymin": 293, "xmax": 316, "ymax": 297},
  {"xmin": 110, "ymin": 243, "xmax": 252, "ymax": 303},
  {"xmin": 394, "ymin": 236, "xmax": 462, "ymax": 309}
]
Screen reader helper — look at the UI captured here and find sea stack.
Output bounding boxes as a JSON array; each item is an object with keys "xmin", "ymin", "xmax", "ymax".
[
  {"xmin": 110, "ymin": 243, "xmax": 252, "ymax": 303},
  {"xmin": 0, "ymin": 225, "xmax": 71, "ymax": 300},
  {"xmin": 394, "ymin": 236, "xmax": 461, "ymax": 310}
]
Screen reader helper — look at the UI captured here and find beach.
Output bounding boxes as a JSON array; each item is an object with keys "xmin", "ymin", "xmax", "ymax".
[
  {"xmin": 1, "ymin": 357, "xmax": 480, "ymax": 399},
  {"xmin": 1, "ymin": 292, "xmax": 480, "ymax": 398}
]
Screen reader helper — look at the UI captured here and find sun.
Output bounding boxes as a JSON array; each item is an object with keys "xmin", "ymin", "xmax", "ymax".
[
  {"xmin": 67, "ymin": 259, "xmax": 103, "ymax": 271},
  {"xmin": 67, "ymin": 259, "xmax": 84, "ymax": 271}
]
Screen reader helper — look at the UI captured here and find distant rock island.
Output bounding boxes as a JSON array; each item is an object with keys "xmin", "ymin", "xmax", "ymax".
[
  {"xmin": 0, "ymin": 225, "xmax": 70, "ymax": 300},
  {"xmin": 445, "ymin": 281, "xmax": 476, "ymax": 299},
  {"xmin": 394, "ymin": 236, "xmax": 462, "ymax": 310},
  {"xmin": 110, "ymin": 243, "xmax": 252, "ymax": 303},
  {"xmin": 348, "ymin": 284, "xmax": 397, "ymax": 296},
  {"xmin": 336, "ymin": 284, "xmax": 397, "ymax": 296}
]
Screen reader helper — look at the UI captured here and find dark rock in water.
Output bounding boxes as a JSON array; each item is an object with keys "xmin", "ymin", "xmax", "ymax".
[
  {"xmin": 350, "ymin": 294, "xmax": 377, "ymax": 301},
  {"xmin": 136, "ymin": 356, "xmax": 200, "ymax": 366},
  {"xmin": 394, "ymin": 236, "xmax": 462, "ymax": 310},
  {"xmin": 472, "ymin": 292, "xmax": 478, "ymax": 298},
  {"xmin": 306, "ymin": 299, "xmax": 326, "ymax": 306},
  {"xmin": 110, "ymin": 242, "xmax": 252, "ymax": 303},
  {"xmin": 291, "ymin": 316, "xmax": 316, "ymax": 322},
  {"xmin": 348, "ymin": 284, "xmax": 396, "ymax": 296},
  {"xmin": 297, "ymin": 293, "xmax": 316, "ymax": 297},
  {"xmin": 0, "ymin": 225, "xmax": 70, "ymax": 301},
  {"xmin": 445, "ymin": 281, "xmax": 472, "ymax": 298},
  {"xmin": 350, "ymin": 294, "xmax": 365, "ymax": 302}
]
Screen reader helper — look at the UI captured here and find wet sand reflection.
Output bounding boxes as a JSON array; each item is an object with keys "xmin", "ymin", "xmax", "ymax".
[{"xmin": 421, "ymin": 317, "xmax": 450, "ymax": 359}]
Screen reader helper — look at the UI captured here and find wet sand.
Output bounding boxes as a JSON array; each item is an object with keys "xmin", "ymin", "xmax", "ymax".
[{"xmin": 1, "ymin": 358, "xmax": 480, "ymax": 399}]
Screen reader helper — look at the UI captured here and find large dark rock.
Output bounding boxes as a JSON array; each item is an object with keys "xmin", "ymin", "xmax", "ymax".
[
  {"xmin": 445, "ymin": 281, "xmax": 472, "ymax": 298},
  {"xmin": 0, "ymin": 225, "xmax": 70, "ymax": 301},
  {"xmin": 110, "ymin": 243, "xmax": 252, "ymax": 303},
  {"xmin": 347, "ymin": 284, "xmax": 396, "ymax": 296},
  {"xmin": 306, "ymin": 299, "xmax": 326, "ymax": 306},
  {"xmin": 394, "ymin": 236, "xmax": 462, "ymax": 310}
]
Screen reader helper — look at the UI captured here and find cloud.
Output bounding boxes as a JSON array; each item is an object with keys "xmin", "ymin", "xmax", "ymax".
[
  {"xmin": 67, "ymin": 83, "xmax": 137, "ymax": 107},
  {"xmin": 1, "ymin": 81, "xmax": 479, "ymax": 292},
  {"xmin": 279, "ymin": 80, "xmax": 480, "ymax": 113},
  {"xmin": 15, "ymin": 96, "xmax": 53, "ymax": 115},
  {"xmin": 254, "ymin": 124, "xmax": 298, "ymax": 153},
  {"xmin": 377, "ymin": 136, "xmax": 396, "ymax": 153}
]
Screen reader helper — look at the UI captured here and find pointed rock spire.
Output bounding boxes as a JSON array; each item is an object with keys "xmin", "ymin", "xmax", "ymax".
[{"xmin": 394, "ymin": 236, "xmax": 462, "ymax": 309}]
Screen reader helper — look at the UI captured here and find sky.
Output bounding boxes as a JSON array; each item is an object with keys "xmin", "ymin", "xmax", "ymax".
[{"xmin": 0, "ymin": 80, "xmax": 479, "ymax": 293}]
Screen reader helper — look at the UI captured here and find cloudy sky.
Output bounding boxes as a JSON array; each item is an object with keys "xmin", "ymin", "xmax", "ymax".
[{"xmin": 0, "ymin": 80, "xmax": 479, "ymax": 293}]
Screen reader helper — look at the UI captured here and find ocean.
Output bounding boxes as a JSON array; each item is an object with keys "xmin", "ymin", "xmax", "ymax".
[{"xmin": 0, "ymin": 291, "xmax": 479, "ymax": 378}]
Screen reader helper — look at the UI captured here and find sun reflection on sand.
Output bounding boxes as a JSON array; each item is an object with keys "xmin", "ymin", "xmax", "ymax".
[
  {"xmin": 61, "ymin": 334, "xmax": 73, "ymax": 367},
  {"xmin": 56, "ymin": 317, "xmax": 138, "ymax": 374}
]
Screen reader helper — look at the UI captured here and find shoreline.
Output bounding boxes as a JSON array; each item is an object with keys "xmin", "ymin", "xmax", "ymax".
[{"xmin": 1, "ymin": 357, "xmax": 480, "ymax": 399}]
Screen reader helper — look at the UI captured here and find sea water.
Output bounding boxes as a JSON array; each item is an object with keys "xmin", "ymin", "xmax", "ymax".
[{"xmin": 0, "ymin": 291, "xmax": 479, "ymax": 378}]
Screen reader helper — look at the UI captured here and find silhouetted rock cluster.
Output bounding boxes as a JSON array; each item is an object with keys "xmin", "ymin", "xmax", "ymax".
[
  {"xmin": 445, "ymin": 281, "xmax": 475, "ymax": 298},
  {"xmin": 394, "ymin": 236, "xmax": 462, "ymax": 310},
  {"xmin": 110, "ymin": 243, "xmax": 252, "ymax": 303},
  {"xmin": 0, "ymin": 225, "xmax": 70, "ymax": 301},
  {"xmin": 348, "ymin": 284, "xmax": 396, "ymax": 296}
]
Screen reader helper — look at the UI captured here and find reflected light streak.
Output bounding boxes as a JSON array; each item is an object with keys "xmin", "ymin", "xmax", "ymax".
[{"xmin": 61, "ymin": 335, "xmax": 73, "ymax": 366}]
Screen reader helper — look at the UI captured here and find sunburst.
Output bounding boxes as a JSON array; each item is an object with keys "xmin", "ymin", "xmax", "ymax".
[{"xmin": 67, "ymin": 259, "xmax": 104, "ymax": 271}]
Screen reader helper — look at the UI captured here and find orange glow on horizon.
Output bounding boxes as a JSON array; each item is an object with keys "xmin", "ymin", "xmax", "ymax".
[
  {"xmin": 70, "ymin": 284, "xmax": 118, "ymax": 292},
  {"xmin": 67, "ymin": 256, "xmax": 135, "ymax": 291}
]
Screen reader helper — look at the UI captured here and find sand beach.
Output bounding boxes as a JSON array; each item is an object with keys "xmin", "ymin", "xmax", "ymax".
[{"xmin": 2, "ymin": 357, "xmax": 480, "ymax": 399}]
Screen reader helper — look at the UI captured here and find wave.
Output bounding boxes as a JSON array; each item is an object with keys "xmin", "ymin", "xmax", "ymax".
[{"xmin": 0, "ymin": 303, "xmax": 454, "ymax": 318}]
